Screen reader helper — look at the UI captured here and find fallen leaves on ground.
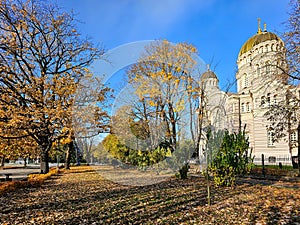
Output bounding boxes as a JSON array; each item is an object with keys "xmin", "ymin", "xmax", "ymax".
[
  {"xmin": 0, "ymin": 166, "xmax": 299, "ymax": 224},
  {"xmin": 0, "ymin": 167, "xmax": 59, "ymax": 195}
]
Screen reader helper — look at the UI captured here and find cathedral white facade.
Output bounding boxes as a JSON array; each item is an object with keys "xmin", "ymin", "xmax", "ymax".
[{"xmin": 200, "ymin": 20, "xmax": 300, "ymax": 165}]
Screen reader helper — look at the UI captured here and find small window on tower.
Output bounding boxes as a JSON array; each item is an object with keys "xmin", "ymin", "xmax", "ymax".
[
  {"xmin": 256, "ymin": 64, "xmax": 260, "ymax": 77},
  {"xmin": 241, "ymin": 103, "xmax": 245, "ymax": 112},
  {"xmin": 291, "ymin": 131, "xmax": 297, "ymax": 144},
  {"xmin": 246, "ymin": 102, "xmax": 250, "ymax": 112},
  {"xmin": 244, "ymin": 74, "xmax": 249, "ymax": 87},
  {"xmin": 266, "ymin": 61, "xmax": 270, "ymax": 74},
  {"xmin": 265, "ymin": 44, "xmax": 269, "ymax": 52}
]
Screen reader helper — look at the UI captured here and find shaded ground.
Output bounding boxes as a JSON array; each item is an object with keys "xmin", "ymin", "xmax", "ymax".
[{"xmin": 0, "ymin": 166, "xmax": 299, "ymax": 224}]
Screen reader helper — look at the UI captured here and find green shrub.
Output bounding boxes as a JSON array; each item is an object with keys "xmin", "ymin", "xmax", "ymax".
[
  {"xmin": 178, "ymin": 163, "xmax": 190, "ymax": 179},
  {"xmin": 209, "ymin": 128, "xmax": 253, "ymax": 187}
]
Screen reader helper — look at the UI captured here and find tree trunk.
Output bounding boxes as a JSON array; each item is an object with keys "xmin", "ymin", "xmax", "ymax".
[
  {"xmin": 23, "ymin": 158, "xmax": 27, "ymax": 167},
  {"xmin": 40, "ymin": 151, "xmax": 50, "ymax": 174},
  {"xmin": 86, "ymin": 151, "xmax": 91, "ymax": 165},
  {"xmin": 168, "ymin": 102, "xmax": 177, "ymax": 150},
  {"xmin": 196, "ymin": 88, "xmax": 205, "ymax": 154},
  {"xmin": 159, "ymin": 104, "xmax": 171, "ymax": 146},
  {"xmin": 188, "ymin": 94, "xmax": 195, "ymax": 148},
  {"xmin": 179, "ymin": 163, "xmax": 189, "ymax": 179},
  {"xmin": 0, "ymin": 155, "xmax": 5, "ymax": 167},
  {"xmin": 65, "ymin": 141, "xmax": 74, "ymax": 169},
  {"xmin": 297, "ymin": 122, "xmax": 300, "ymax": 175},
  {"xmin": 39, "ymin": 136, "xmax": 52, "ymax": 174}
]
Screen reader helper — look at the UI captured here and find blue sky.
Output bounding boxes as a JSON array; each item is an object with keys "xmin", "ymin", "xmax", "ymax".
[{"xmin": 59, "ymin": 0, "xmax": 290, "ymax": 92}]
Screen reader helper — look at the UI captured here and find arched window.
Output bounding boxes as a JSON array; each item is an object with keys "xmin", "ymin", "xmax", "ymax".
[
  {"xmin": 241, "ymin": 103, "xmax": 245, "ymax": 113},
  {"xmin": 271, "ymin": 44, "xmax": 274, "ymax": 51},
  {"xmin": 266, "ymin": 61, "xmax": 270, "ymax": 74},
  {"xmin": 246, "ymin": 102, "xmax": 250, "ymax": 112},
  {"xmin": 256, "ymin": 64, "xmax": 260, "ymax": 77},
  {"xmin": 260, "ymin": 46, "xmax": 263, "ymax": 53},
  {"xmin": 265, "ymin": 44, "xmax": 269, "ymax": 52},
  {"xmin": 244, "ymin": 74, "xmax": 248, "ymax": 87}
]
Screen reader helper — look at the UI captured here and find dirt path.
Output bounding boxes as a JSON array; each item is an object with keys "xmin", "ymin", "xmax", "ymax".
[{"xmin": 0, "ymin": 166, "xmax": 299, "ymax": 224}]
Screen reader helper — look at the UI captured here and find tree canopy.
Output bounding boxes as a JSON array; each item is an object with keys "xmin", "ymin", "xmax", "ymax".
[
  {"xmin": 0, "ymin": 0, "xmax": 103, "ymax": 173},
  {"xmin": 126, "ymin": 40, "xmax": 201, "ymax": 152}
]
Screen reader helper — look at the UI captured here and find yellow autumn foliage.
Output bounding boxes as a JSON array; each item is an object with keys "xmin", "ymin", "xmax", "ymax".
[{"xmin": 126, "ymin": 39, "xmax": 199, "ymax": 147}]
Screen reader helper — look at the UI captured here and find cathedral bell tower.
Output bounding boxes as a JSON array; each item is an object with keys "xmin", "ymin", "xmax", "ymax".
[{"xmin": 236, "ymin": 18, "xmax": 286, "ymax": 94}]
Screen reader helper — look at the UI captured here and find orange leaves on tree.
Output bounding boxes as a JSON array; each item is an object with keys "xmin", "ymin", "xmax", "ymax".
[{"xmin": 0, "ymin": 0, "xmax": 104, "ymax": 172}]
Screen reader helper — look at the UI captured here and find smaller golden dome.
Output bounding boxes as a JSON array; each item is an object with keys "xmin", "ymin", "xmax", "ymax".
[{"xmin": 201, "ymin": 70, "xmax": 218, "ymax": 81}]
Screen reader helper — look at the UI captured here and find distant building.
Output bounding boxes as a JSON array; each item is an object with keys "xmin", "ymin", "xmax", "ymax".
[{"xmin": 200, "ymin": 19, "xmax": 299, "ymax": 165}]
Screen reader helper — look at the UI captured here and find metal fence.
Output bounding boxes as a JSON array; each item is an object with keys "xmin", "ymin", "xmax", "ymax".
[{"xmin": 253, "ymin": 154, "xmax": 292, "ymax": 166}]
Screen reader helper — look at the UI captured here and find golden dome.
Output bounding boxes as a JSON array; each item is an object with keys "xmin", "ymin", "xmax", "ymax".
[
  {"xmin": 238, "ymin": 19, "xmax": 283, "ymax": 57},
  {"xmin": 238, "ymin": 32, "xmax": 282, "ymax": 57}
]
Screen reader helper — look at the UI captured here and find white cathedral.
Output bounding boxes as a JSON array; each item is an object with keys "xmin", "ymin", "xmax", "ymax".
[{"xmin": 200, "ymin": 20, "xmax": 299, "ymax": 165}]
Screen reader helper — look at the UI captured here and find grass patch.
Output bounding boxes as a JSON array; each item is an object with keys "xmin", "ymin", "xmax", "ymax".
[
  {"xmin": 254, "ymin": 164, "xmax": 294, "ymax": 170},
  {"xmin": 250, "ymin": 165, "xmax": 299, "ymax": 177}
]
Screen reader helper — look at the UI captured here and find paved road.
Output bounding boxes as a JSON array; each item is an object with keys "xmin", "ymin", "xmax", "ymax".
[{"xmin": 0, "ymin": 167, "xmax": 40, "ymax": 180}]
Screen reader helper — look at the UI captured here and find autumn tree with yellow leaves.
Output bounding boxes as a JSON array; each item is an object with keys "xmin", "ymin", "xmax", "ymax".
[
  {"xmin": 13, "ymin": 137, "xmax": 39, "ymax": 165},
  {"xmin": 127, "ymin": 40, "xmax": 200, "ymax": 152},
  {"xmin": 0, "ymin": 136, "xmax": 38, "ymax": 166},
  {"xmin": 0, "ymin": 0, "xmax": 103, "ymax": 173}
]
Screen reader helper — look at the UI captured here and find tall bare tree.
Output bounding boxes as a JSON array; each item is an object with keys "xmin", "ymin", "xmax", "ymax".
[
  {"xmin": 73, "ymin": 75, "xmax": 112, "ymax": 165},
  {"xmin": 284, "ymin": 0, "xmax": 300, "ymax": 82}
]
